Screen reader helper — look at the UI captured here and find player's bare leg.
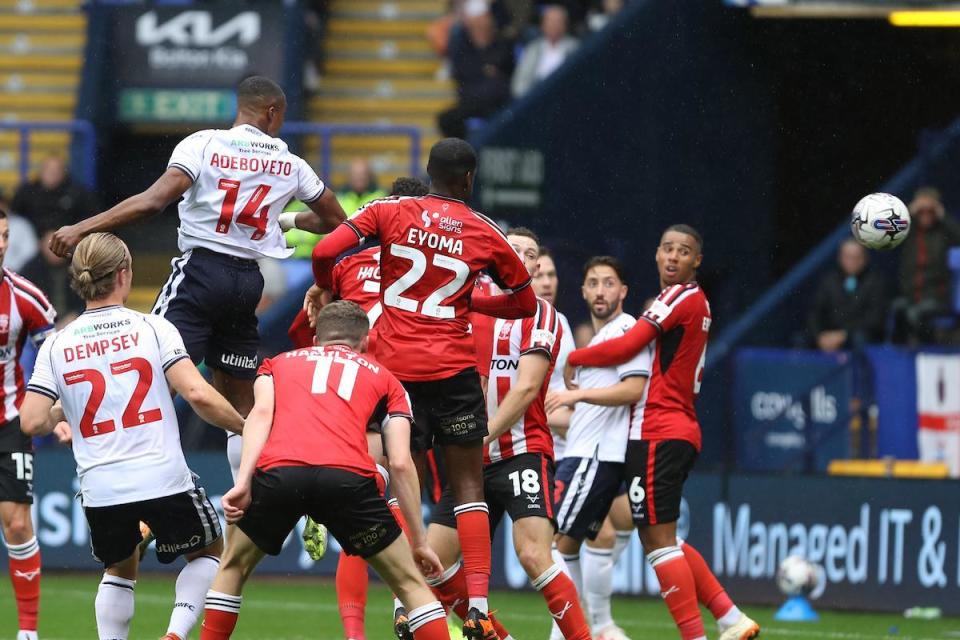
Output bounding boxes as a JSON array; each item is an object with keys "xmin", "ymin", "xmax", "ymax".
[
  {"xmin": 582, "ymin": 496, "xmax": 633, "ymax": 639},
  {"xmin": 163, "ymin": 538, "xmax": 223, "ymax": 640},
  {"xmin": 200, "ymin": 526, "xmax": 264, "ymax": 639},
  {"xmin": 1, "ymin": 501, "xmax": 41, "ymax": 640},
  {"xmin": 97, "ymin": 552, "xmax": 140, "ymax": 640},
  {"xmin": 637, "ymin": 522, "xmax": 706, "ymax": 640},
  {"xmin": 440, "ymin": 442, "xmax": 493, "ymax": 638},
  {"xmin": 512, "ymin": 517, "xmax": 590, "ymax": 640}
]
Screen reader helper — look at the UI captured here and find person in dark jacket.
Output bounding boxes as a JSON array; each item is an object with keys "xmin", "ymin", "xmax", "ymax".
[
  {"xmin": 809, "ymin": 239, "xmax": 887, "ymax": 351},
  {"xmin": 438, "ymin": 7, "xmax": 515, "ymax": 138},
  {"xmin": 893, "ymin": 186, "xmax": 960, "ymax": 344}
]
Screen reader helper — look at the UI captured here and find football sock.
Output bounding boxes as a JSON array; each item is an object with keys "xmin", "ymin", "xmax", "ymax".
[
  {"xmin": 559, "ymin": 551, "xmax": 582, "ymax": 595},
  {"xmin": 95, "ymin": 574, "xmax": 135, "ymax": 640},
  {"xmin": 407, "ymin": 602, "xmax": 448, "ymax": 640},
  {"xmin": 680, "ymin": 541, "xmax": 739, "ymax": 628},
  {"xmin": 200, "ymin": 591, "xmax": 242, "ymax": 640},
  {"xmin": 427, "ymin": 561, "xmax": 511, "ymax": 639},
  {"xmin": 168, "ymin": 555, "xmax": 219, "ymax": 639},
  {"xmin": 454, "ymin": 502, "xmax": 491, "ymax": 614},
  {"xmin": 582, "ymin": 545, "xmax": 615, "ymax": 633},
  {"xmin": 532, "ymin": 564, "xmax": 591, "ymax": 640},
  {"xmin": 7, "ymin": 536, "xmax": 41, "ymax": 632},
  {"xmin": 612, "ymin": 530, "xmax": 633, "ymax": 564},
  {"xmin": 648, "ymin": 546, "xmax": 706, "ymax": 640},
  {"xmin": 336, "ymin": 550, "xmax": 369, "ymax": 640},
  {"xmin": 388, "ymin": 498, "xmax": 411, "ymax": 538}
]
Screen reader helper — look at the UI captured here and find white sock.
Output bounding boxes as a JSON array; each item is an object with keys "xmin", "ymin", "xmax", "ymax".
[
  {"xmin": 167, "ymin": 555, "xmax": 220, "ymax": 638},
  {"xmin": 393, "ymin": 596, "xmax": 404, "ymax": 614},
  {"xmin": 96, "ymin": 574, "xmax": 136, "ymax": 640},
  {"xmin": 612, "ymin": 530, "xmax": 632, "ymax": 564},
  {"xmin": 226, "ymin": 434, "xmax": 242, "ymax": 483},
  {"xmin": 560, "ymin": 551, "xmax": 582, "ymax": 594},
  {"xmin": 582, "ymin": 546, "xmax": 615, "ymax": 633},
  {"xmin": 468, "ymin": 596, "xmax": 488, "ymax": 614},
  {"xmin": 407, "ymin": 601, "xmax": 446, "ymax": 633},
  {"xmin": 717, "ymin": 605, "xmax": 744, "ymax": 630}
]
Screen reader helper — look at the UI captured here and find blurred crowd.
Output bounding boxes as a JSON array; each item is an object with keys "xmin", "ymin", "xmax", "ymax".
[
  {"xmin": 430, "ymin": 0, "xmax": 626, "ymax": 137},
  {"xmin": 808, "ymin": 186, "xmax": 960, "ymax": 351}
]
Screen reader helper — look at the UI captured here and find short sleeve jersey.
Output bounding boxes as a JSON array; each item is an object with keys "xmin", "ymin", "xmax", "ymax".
[
  {"xmin": 27, "ymin": 306, "xmax": 193, "ymax": 507},
  {"xmin": 342, "ymin": 194, "xmax": 531, "ymax": 381},
  {"xmin": 0, "ymin": 269, "xmax": 55, "ymax": 428},
  {"xmin": 480, "ymin": 297, "xmax": 562, "ymax": 464},
  {"xmin": 168, "ymin": 124, "xmax": 325, "ymax": 260},
  {"xmin": 256, "ymin": 345, "xmax": 412, "ymax": 477},
  {"xmin": 632, "ymin": 283, "xmax": 711, "ymax": 449},
  {"xmin": 565, "ymin": 313, "xmax": 653, "ymax": 463}
]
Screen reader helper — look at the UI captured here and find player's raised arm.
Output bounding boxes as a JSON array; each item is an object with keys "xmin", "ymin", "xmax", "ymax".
[
  {"xmin": 165, "ymin": 359, "xmax": 244, "ymax": 435},
  {"xmin": 278, "ymin": 160, "xmax": 347, "ymax": 234},
  {"xmin": 567, "ymin": 319, "xmax": 658, "ymax": 369},
  {"xmin": 49, "ymin": 167, "xmax": 192, "ymax": 257}
]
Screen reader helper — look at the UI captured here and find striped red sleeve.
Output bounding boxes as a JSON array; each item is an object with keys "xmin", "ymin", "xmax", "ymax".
[
  {"xmin": 520, "ymin": 299, "xmax": 559, "ymax": 359},
  {"xmin": 567, "ymin": 319, "xmax": 658, "ymax": 369}
]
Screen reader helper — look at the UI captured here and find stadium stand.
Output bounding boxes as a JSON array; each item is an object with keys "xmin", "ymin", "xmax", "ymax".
[
  {"xmin": 0, "ymin": 0, "xmax": 84, "ymax": 195},
  {"xmin": 305, "ymin": 0, "xmax": 453, "ymax": 186}
]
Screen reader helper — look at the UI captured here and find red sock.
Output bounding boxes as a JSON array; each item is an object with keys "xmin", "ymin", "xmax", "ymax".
[
  {"xmin": 7, "ymin": 537, "xmax": 41, "ymax": 631},
  {"xmin": 454, "ymin": 504, "xmax": 491, "ymax": 610},
  {"xmin": 199, "ymin": 609, "xmax": 238, "ymax": 639},
  {"xmin": 681, "ymin": 542, "xmax": 734, "ymax": 619},
  {"xmin": 407, "ymin": 602, "xmax": 450, "ymax": 640},
  {"xmin": 534, "ymin": 565, "xmax": 590, "ymax": 640},
  {"xmin": 336, "ymin": 550, "xmax": 368, "ymax": 640},
  {"xmin": 388, "ymin": 498, "xmax": 411, "ymax": 540},
  {"xmin": 430, "ymin": 563, "xmax": 510, "ymax": 639},
  {"xmin": 649, "ymin": 547, "xmax": 705, "ymax": 640}
]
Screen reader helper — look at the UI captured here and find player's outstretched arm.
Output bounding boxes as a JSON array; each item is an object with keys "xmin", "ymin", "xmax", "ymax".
[
  {"xmin": 49, "ymin": 168, "xmax": 193, "ymax": 257},
  {"xmin": 567, "ymin": 319, "xmax": 659, "ymax": 369},
  {"xmin": 484, "ymin": 352, "xmax": 551, "ymax": 446},
  {"xmin": 382, "ymin": 417, "xmax": 428, "ymax": 546},
  {"xmin": 311, "ymin": 223, "xmax": 363, "ymax": 288},
  {"xmin": 293, "ymin": 188, "xmax": 348, "ymax": 234},
  {"xmin": 546, "ymin": 375, "xmax": 647, "ymax": 415},
  {"xmin": 19, "ymin": 391, "xmax": 58, "ymax": 437},
  {"xmin": 470, "ymin": 285, "xmax": 538, "ymax": 319},
  {"xmin": 165, "ymin": 359, "xmax": 244, "ymax": 435}
]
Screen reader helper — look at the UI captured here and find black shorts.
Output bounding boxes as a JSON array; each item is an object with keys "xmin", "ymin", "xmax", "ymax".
[
  {"xmin": 402, "ymin": 368, "xmax": 488, "ymax": 451},
  {"xmin": 84, "ymin": 483, "xmax": 221, "ymax": 567},
  {"xmin": 0, "ymin": 450, "xmax": 34, "ymax": 504},
  {"xmin": 152, "ymin": 247, "xmax": 263, "ymax": 380},
  {"xmin": 238, "ymin": 466, "xmax": 402, "ymax": 558},
  {"xmin": 624, "ymin": 439, "xmax": 698, "ymax": 526},
  {"xmin": 0, "ymin": 417, "xmax": 30, "ymax": 453},
  {"xmin": 431, "ymin": 453, "xmax": 556, "ymax": 532},
  {"xmin": 554, "ymin": 456, "xmax": 623, "ymax": 541}
]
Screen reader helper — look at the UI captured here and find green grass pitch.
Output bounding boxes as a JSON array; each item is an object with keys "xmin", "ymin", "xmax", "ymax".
[{"xmin": 2, "ymin": 573, "xmax": 958, "ymax": 639}]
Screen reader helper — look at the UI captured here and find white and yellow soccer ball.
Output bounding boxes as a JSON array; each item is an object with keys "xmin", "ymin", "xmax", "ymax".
[
  {"xmin": 851, "ymin": 192, "xmax": 911, "ymax": 250},
  {"xmin": 776, "ymin": 555, "xmax": 818, "ymax": 596}
]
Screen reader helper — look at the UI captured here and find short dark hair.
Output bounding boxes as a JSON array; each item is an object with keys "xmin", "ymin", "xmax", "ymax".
[
  {"xmin": 390, "ymin": 177, "xmax": 430, "ymax": 197},
  {"xmin": 663, "ymin": 224, "xmax": 703, "ymax": 253},
  {"xmin": 427, "ymin": 138, "xmax": 477, "ymax": 185},
  {"xmin": 582, "ymin": 256, "xmax": 627, "ymax": 283},
  {"xmin": 538, "ymin": 246, "xmax": 552, "ymax": 258},
  {"xmin": 506, "ymin": 226, "xmax": 540, "ymax": 245},
  {"xmin": 314, "ymin": 300, "xmax": 369, "ymax": 347},
  {"xmin": 237, "ymin": 75, "xmax": 286, "ymax": 110}
]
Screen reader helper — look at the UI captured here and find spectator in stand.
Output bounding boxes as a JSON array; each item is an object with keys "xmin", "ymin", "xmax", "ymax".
[
  {"xmin": 808, "ymin": 239, "xmax": 886, "ymax": 352},
  {"xmin": 11, "ymin": 156, "xmax": 94, "ymax": 316},
  {"xmin": 893, "ymin": 187, "xmax": 960, "ymax": 344},
  {"xmin": 512, "ymin": 5, "xmax": 579, "ymax": 98},
  {"xmin": 438, "ymin": 2, "xmax": 515, "ymax": 138},
  {"xmin": 284, "ymin": 158, "xmax": 386, "ymax": 260},
  {"xmin": 587, "ymin": 0, "xmax": 625, "ymax": 32}
]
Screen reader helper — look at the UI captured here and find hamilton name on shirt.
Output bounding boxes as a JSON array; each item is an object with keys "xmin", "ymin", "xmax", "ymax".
[{"xmin": 283, "ymin": 347, "xmax": 381, "ymax": 374}]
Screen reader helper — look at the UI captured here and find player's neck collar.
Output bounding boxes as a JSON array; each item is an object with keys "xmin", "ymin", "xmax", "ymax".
[
  {"xmin": 82, "ymin": 304, "xmax": 122, "ymax": 315},
  {"xmin": 429, "ymin": 192, "xmax": 465, "ymax": 204}
]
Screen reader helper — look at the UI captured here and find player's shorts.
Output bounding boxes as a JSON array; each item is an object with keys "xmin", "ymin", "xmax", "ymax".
[
  {"xmin": 431, "ymin": 452, "xmax": 556, "ymax": 531},
  {"xmin": 238, "ymin": 466, "xmax": 401, "ymax": 558},
  {"xmin": 152, "ymin": 247, "xmax": 263, "ymax": 380},
  {"xmin": 83, "ymin": 481, "xmax": 221, "ymax": 567},
  {"xmin": 0, "ymin": 418, "xmax": 34, "ymax": 504},
  {"xmin": 623, "ymin": 439, "xmax": 698, "ymax": 526},
  {"xmin": 401, "ymin": 368, "xmax": 488, "ymax": 451},
  {"xmin": 554, "ymin": 456, "xmax": 624, "ymax": 541}
]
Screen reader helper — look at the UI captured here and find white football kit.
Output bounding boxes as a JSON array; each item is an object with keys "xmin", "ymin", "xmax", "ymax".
[
  {"xmin": 168, "ymin": 124, "xmax": 325, "ymax": 260},
  {"xmin": 28, "ymin": 306, "xmax": 194, "ymax": 507}
]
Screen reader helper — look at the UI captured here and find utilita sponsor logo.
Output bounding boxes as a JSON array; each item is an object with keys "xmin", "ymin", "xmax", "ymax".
[{"xmin": 221, "ymin": 353, "xmax": 258, "ymax": 369}]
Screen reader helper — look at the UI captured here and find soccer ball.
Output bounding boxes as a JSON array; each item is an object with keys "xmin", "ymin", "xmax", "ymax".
[
  {"xmin": 776, "ymin": 555, "xmax": 818, "ymax": 596},
  {"xmin": 850, "ymin": 192, "xmax": 911, "ymax": 250}
]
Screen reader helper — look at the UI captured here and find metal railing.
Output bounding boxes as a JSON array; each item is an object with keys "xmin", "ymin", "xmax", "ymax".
[
  {"xmin": 1, "ymin": 120, "xmax": 97, "ymax": 190},
  {"xmin": 280, "ymin": 122, "xmax": 423, "ymax": 181}
]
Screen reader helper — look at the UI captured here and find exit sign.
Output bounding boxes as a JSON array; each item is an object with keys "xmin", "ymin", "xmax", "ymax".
[{"xmin": 119, "ymin": 89, "xmax": 236, "ymax": 123}]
